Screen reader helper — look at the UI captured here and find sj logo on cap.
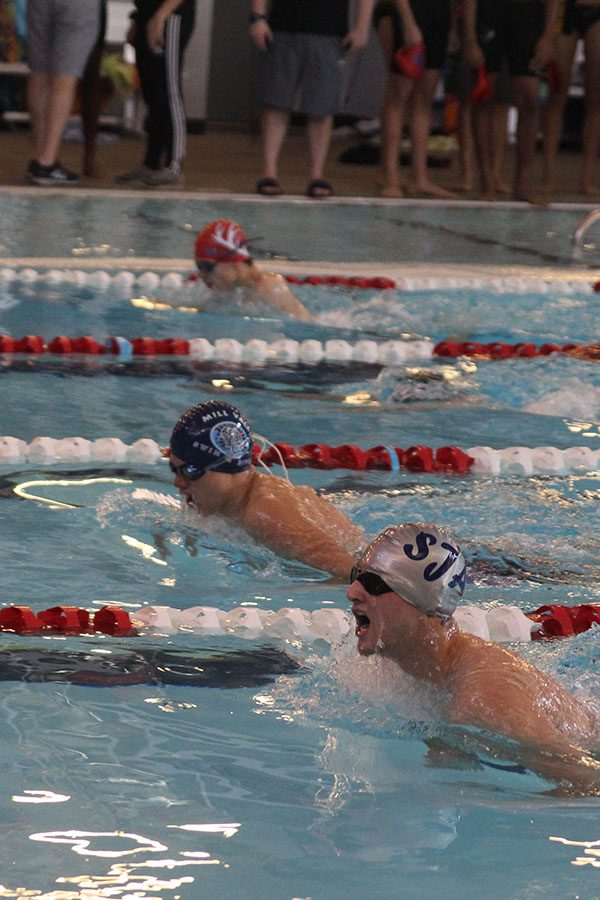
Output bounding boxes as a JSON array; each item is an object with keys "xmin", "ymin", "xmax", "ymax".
[{"xmin": 403, "ymin": 530, "xmax": 460, "ymax": 582}]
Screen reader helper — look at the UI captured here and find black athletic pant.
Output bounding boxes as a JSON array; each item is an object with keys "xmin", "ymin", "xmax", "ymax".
[{"xmin": 134, "ymin": 8, "xmax": 194, "ymax": 173}]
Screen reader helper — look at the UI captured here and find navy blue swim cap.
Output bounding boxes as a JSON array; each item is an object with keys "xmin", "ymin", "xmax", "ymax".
[{"xmin": 170, "ymin": 401, "xmax": 253, "ymax": 474}]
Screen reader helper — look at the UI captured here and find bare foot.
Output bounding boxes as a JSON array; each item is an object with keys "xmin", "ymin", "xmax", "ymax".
[
  {"xmin": 493, "ymin": 179, "xmax": 511, "ymax": 195},
  {"xmin": 409, "ymin": 180, "xmax": 458, "ymax": 200},
  {"xmin": 450, "ymin": 180, "xmax": 474, "ymax": 193},
  {"xmin": 581, "ymin": 183, "xmax": 600, "ymax": 197},
  {"xmin": 513, "ymin": 187, "xmax": 549, "ymax": 207},
  {"xmin": 378, "ymin": 184, "xmax": 404, "ymax": 198}
]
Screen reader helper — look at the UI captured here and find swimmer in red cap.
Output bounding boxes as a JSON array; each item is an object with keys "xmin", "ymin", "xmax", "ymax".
[
  {"xmin": 192, "ymin": 219, "xmax": 312, "ymax": 321},
  {"xmin": 167, "ymin": 400, "xmax": 363, "ymax": 579},
  {"xmin": 349, "ymin": 523, "xmax": 600, "ymax": 790}
]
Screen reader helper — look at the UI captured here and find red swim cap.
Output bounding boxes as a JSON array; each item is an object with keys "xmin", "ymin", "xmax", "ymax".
[{"xmin": 194, "ymin": 219, "xmax": 251, "ymax": 267}]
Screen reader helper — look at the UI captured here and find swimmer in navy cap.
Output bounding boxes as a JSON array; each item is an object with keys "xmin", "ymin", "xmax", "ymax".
[
  {"xmin": 191, "ymin": 220, "xmax": 312, "ymax": 321},
  {"xmin": 348, "ymin": 523, "xmax": 600, "ymax": 788},
  {"xmin": 167, "ymin": 400, "xmax": 363, "ymax": 578}
]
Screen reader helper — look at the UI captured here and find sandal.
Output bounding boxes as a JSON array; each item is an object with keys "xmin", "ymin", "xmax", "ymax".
[
  {"xmin": 256, "ymin": 177, "xmax": 283, "ymax": 196},
  {"xmin": 306, "ymin": 179, "xmax": 334, "ymax": 199}
]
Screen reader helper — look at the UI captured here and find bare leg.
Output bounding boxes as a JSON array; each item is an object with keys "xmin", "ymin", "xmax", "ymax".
[
  {"xmin": 306, "ymin": 113, "xmax": 333, "ymax": 185},
  {"xmin": 511, "ymin": 74, "xmax": 545, "ymax": 204},
  {"xmin": 456, "ymin": 99, "xmax": 475, "ymax": 192},
  {"xmin": 26, "ymin": 72, "xmax": 51, "ymax": 159},
  {"xmin": 409, "ymin": 69, "xmax": 457, "ymax": 198},
  {"xmin": 541, "ymin": 33, "xmax": 577, "ymax": 195},
  {"xmin": 470, "ymin": 74, "xmax": 501, "ymax": 200},
  {"xmin": 80, "ymin": 37, "xmax": 105, "ymax": 177},
  {"xmin": 379, "ymin": 73, "xmax": 413, "ymax": 196},
  {"xmin": 376, "ymin": 16, "xmax": 412, "ymax": 197},
  {"xmin": 581, "ymin": 20, "xmax": 600, "ymax": 195},
  {"xmin": 260, "ymin": 106, "xmax": 289, "ymax": 181},
  {"xmin": 30, "ymin": 73, "xmax": 78, "ymax": 166},
  {"xmin": 492, "ymin": 101, "xmax": 511, "ymax": 194}
]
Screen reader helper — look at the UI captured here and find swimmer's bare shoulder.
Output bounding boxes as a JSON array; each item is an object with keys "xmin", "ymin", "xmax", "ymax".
[
  {"xmin": 250, "ymin": 270, "xmax": 313, "ymax": 321},
  {"xmin": 447, "ymin": 632, "xmax": 600, "ymax": 752},
  {"xmin": 241, "ymin": 472, "xmax": 361, "ymax": 578}
]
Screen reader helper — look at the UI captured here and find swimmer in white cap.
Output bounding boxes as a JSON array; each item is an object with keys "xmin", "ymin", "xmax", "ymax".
[
  {"xmin": 348, "ymin": 523, "xmax": 600, "ymax": 790},
  {"xmin": 167, "ymin": 400, "xmax": 363, "ymax": 579},
  {"xmin": 192, "ymin": 219, "xmax": 312, "ymax": 321}
]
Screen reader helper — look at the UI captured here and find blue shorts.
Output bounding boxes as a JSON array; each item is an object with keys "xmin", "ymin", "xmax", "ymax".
[{"xmin": 26, "ymin": 0, "xmax": 101, "ymax": 78}]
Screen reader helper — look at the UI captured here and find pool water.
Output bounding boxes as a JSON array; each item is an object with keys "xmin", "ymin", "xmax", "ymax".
[
  {"xmin": 0, "ymin": 193, "xmax": 599, "ymax": 900},
  {"xmin": 0, "ymin": 190, "xmax": 599, "ymax": 267}
]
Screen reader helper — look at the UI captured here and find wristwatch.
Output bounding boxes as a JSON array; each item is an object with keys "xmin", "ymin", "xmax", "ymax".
[{"xmin": 249, "ymin": 12, "xmax": 267, "ymax": 23}]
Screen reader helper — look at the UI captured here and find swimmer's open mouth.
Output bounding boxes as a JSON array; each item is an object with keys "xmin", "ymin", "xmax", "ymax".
[{"xmin": 353, "ymin": 610, "xmax": 370, "ymax": 637}]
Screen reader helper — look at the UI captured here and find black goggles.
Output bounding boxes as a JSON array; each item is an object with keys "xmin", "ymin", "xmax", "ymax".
[
  {"xmin": 349, "ymin": 566, "xmax": 393, "ymax": 596},
  {"xmin": 195, "ymin": 260, "xmax": 217, "ymax": 275},
  {"xmin": 168, "ymin": 459, "xmax": 207, "ymax": 481}
]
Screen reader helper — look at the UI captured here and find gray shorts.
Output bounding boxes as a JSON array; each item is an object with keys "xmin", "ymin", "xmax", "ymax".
[
  {"xmin": 257, "ymin": 32, "xmax": 346, "ymax": 117},
  {"xmin": 26, "ymin": 0, "xmax": 101, "ymax": 78}
]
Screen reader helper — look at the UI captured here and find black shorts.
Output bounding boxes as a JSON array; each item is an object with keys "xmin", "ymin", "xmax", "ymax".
[
  {"xmin": 373, "ymin": 0, "xmax": 451, "ymax": 72},
  {"xmin": 562, "ymin": 0, "xmax": 600, "ymax": 35},
  {"xmin": 477, "ymin": 0, "xmax": 544, "ymax": 77}
]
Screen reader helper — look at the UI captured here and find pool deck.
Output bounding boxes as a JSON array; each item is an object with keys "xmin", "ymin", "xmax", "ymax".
[{"xmin": 1, "ymin": 123, "xmax": 598, "ymax": 206}]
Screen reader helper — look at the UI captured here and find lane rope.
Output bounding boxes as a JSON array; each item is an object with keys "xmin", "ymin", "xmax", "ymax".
[
  {"xmin": 0, "ymin": 602, "xmax": 597, "ymax": 643},
  {"xmin": 0, "ymin": 334, "xmax": 434, "ymax": 364},
  {"xmin": 0, "ymin": 264, "xmax": 596, "ymax": 293},
  {"xmin": 2, "ymin": 335, "xmax": 599, "ymax": 363},
  {"xmin": 1, "ymin": 436, "xmax": 599, "ymax": 476}
]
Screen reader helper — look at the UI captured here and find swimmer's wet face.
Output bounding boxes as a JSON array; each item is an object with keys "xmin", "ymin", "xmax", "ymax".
[
  {"xmin": 348, "ymin": 523, "xmax": 467, "ymax": 656},
  {"xmin": 169, "ymin": 453, "xmax": 238, "ymax": 516},
  {"xmin": 348, "ymin": 567, "xmax": 398, "ymax": 656}
]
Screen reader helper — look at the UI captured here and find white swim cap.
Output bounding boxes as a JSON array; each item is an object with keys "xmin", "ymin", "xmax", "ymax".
[{"xmin": 357, "ymin": 523, "xmax": 466, "ymax": 619}]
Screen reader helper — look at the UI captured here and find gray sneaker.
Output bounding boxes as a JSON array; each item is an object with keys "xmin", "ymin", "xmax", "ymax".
[
  {"xmin": 115, "ymin": 165, "xmax": 153, "ymax": 185},
  {"xmin": 143, "ymin": 167, "xmax": 183, "ymax": 188}
]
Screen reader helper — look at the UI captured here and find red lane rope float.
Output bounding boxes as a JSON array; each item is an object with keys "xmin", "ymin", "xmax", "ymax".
[
  {"xmin": 0, "ymin": 605, "xmax": 135, "ymax": 635},
  {"xmin": 252, "ymin": 442, "xmax": 475, "ymax": 474},
  {"xmin": 187, "ymin": 272, "xmax": 399, "ymax": 289},
  {"xmin": 528, "ymin": 604, "xmax": 600, "ymax": 640},
  {"xmin": 283, "ymin": 274, "xmax": 397, "ymax": 289},
  {"xmin": 434, "ymin": 340, "xmax": 600, "ymax": 361}
]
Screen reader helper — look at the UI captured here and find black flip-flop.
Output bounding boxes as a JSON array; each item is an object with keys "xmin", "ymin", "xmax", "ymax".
[
  {"xmin": 256, "ymin": 177, "xmax": 283, "ymax": 196},
  {"xmin": 306, "ymin": 179, "xmax": 334, "ymax": 199}
]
